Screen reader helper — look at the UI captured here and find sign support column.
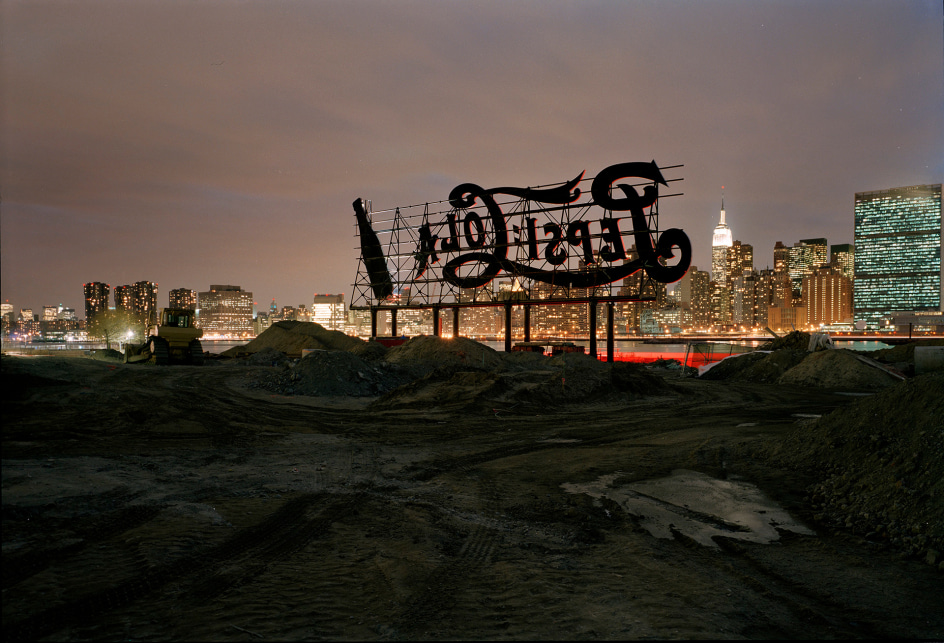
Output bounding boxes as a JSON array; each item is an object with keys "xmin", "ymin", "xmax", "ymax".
[{"xmin": 606, "ymin": 301, "xmax": 615, "ymax": 363}]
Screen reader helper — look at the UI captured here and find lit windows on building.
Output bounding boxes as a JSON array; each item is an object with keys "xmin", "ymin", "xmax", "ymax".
[
  {"xmin": 84, "ymin": 281, "xmax": 110, "ymax": 331},
  {"xmin": 311, "ymin": 294, "xmax": 347, "ymax": 331},
  {"xmin": 169, "ymin": 288, "xmax": 197, "ymax": 310},
  {"xmin": 198, "ymin": 285, "xmax": 254, "ymax": 336},
  {"xmin": 788, "ymin": 238, "xmax": 828, "ymax": 294},
  {"xmin": 802, "ymin": 266, "xmax": 852, "ymax": 327},
  {"xmin": 830, "ymin": 244, "xmax": 854, "ymax": 282},
  {"xmin": 854, "ymin": 184, "xmax": 942, "ymax": 325}
]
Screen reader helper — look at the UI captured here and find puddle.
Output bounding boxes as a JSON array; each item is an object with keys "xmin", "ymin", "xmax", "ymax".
[{"xmin": 562, "ymin": 469, "xmax": 814, "ymax": 549}]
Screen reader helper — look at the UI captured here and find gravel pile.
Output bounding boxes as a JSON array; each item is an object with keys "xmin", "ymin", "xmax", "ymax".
[{"xmin": 764, "ymin": 372, "xmax": 944, "ymax": 568}]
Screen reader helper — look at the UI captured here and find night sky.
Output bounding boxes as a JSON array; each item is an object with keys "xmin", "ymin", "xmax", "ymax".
[{"xmin": 2, "ymin": 0, "xmax": 942, "ymax": 317}]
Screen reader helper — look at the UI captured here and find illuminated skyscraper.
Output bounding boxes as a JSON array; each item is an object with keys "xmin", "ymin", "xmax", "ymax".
[
  {"xmin": 711, "ymin": 195, "xmax": 733, "ymax": 284},
  {"xmin": 788, "ymin": 238, "xmax": 828, "ymax": 294},
  {"xmin": 854, "ymin": 184, "xmax": 942, "ymax": 325},
  {"xmin": 830, "ymin": 244, "xmax": 855, "ymax": 282}
]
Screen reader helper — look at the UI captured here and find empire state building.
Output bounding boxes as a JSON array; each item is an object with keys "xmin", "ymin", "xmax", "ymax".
[{"xmin": 711, "ymin": 194, "xmax": 733, "ymax": 284}]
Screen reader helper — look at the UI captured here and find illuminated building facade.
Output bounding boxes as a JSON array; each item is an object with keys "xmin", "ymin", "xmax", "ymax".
[
  {"xmin": 803, "ymin": 266, "xmax": 852, "ymax": 327},
  {"xmin": 674, "ymin": 266, "xmax": 711, "ymax": 328},
  {"xmin": 788, "ymin": 238, "xmax": 828, "ymax": 294},
  {"xmin": 311, "ymin": 294, "xmax": 347, "ymax": 331},
  {"xmin": 84, "ymin": 281, "xmax": 110, "ymax": 328},
  {"xmin": 830, "ymin": 244, "xmax": 854, "ymax": 282},
  {"xmin": 169, "ymin": 288, "xmax": 197, "ymax": 310},
  {"xmin": 115, "ymin": 281, "xmax": 159, "ymax": 328},
  {"xmin": 711, "ymin": 197, "xmax": 733, "ymax": 284},
  {"xmin": 198, "ymin": 285, "xmax": 254, "ymax": 335},
  {"xmin": 854, "ymin": 184, "xmax": 942, "ymax": 325}
]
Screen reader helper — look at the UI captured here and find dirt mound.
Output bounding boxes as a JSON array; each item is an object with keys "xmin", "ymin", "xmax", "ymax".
[
  {"xmin": 88, "ymin": 349, "xmax": 124, "ymax": 362},
  {"xmin": 383, "ymin": 335, "xmax": 503, "ymax": 373},
  {"xmin": 759, "ymin": 330, "xmax": 810, "ymax": 351},
  {"xmin": 701, "ymin": 349, "xmax": 808, "ymax": 384},
  {"xmin": 702, "ymin": 348, "xmax": 900, "ymax": 390},
  {"xmin": 766, "ymin": 372, "xmax": 944, "ymax": 565},
  {"xmin": 375, "ymin": 352, "xmax": 674, "ymax": 412},
  {"xmin": 222, "ymin": 321, "xmax": 367, "ymax": 357},
  {"xmin": 869, "ymin": 338, "xmax": 944, "ymax": 366},
  {"xmin": 252, "ymin": 349, "xmax": 413, "ymax": 397},
  {"xmin": 698, "ymin": 352, "xmax": 767, "ymax": 380},
  {"xmin": 778, "ymin": 349, "xmax": 901, "ymax": 390}
]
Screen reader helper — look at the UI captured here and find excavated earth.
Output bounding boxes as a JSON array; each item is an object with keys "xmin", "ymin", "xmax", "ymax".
[{"xmin": 2, "ymin": 334, "xmax": 943, "ymax": 641}]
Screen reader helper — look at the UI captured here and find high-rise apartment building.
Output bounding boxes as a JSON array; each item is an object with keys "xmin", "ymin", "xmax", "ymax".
[
  {"xmin": 83, "ymin": 281, "xmax": 110, "ymax": 326},
  {"xmin": 115, "ymin": 281, "xmax": 158, "ymax": 328},
  {"xmin": 169, "ymin": 288, "xmax": 197, "ymax": 310},
  {"xmin": 854, "ymin": 184, "xmax": 942, "ymax": 325},
  {"xmin": 803, "ymin": 266, "xmax": 852, "ymax": 327},
  {"xmin": 198, "ymin": 285, "xmax": 254, "ymax": 335}
]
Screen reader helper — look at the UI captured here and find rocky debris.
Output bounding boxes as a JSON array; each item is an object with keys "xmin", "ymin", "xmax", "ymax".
[
  {"xmin": 246, "ymin": 346, "xmax": 290, "ymax": 366},
  {"xmin": 221, "ymin": 321, "xmax": 368, "ymax": 357},
  {"xmin": 763, "ymin": 372, "xmax": 944, "ymax": 567}
]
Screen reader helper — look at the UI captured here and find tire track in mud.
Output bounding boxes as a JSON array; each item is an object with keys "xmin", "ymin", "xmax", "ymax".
[
  {"xmin": 3, "ymin": 491, "xmax": 366, "ymax": 641},
  {"xmin": 2, "ymin": 504, "xmax": 165, "ymax": 590},
  {"xmin": 708, "ymin": 536, "xmax": 884, "ymax": 638},
  {"xmin": 386, "ymin": 456, "xmax": 505, "ymax": 638}
]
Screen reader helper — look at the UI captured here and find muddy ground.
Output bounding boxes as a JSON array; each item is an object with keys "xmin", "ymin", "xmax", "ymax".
[{"xmin": 2, "ymin": 352, "xmax": 942, "ymax": 641}]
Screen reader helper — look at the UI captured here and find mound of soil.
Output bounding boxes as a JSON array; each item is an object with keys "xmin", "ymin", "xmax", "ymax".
[
  {"xmin": 778, "ymin": 349, "xmax": 901, "ymax": 390},
  {"xmin": 254, "ymin": 349, "xmax": 414, "ymax": 397},
  {"xmin": 222, "ymin": 321, "xmax": 367, "ymax": 357},
  {"xmin": 384, "ymin": 335, "xmax": 504, "ymax": 374},
  {"xmin": 702, "ymin": 348, "xmax": 900, "ymax": 390},
  {"xmin": 375, "ymin": 352, "xmax": 674, "ymax": 412},
  {"xmin": 759, "ymin": 330, "xmax": 810, "ymax": 351},
  {"xmin": 765, "ymin": 372, "xmax": 944, "ymax": 566},
  {"xmin": 88, "ymin": 349, "xmax": 124, "ymax": 362},
  {"xmin": 699, "ymin": 352, "xmax": 767, "ymax": 380}
]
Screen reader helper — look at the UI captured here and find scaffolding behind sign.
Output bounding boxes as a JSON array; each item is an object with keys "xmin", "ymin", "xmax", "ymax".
[{"xmin": 351, "ymin": 161, "xmax": 691, "ymax": 310}]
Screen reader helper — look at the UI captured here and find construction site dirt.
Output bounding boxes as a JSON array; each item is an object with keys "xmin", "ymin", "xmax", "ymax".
[{"xmin": 3, "ymin": 344, "xmax": 942, "ymax": 640}]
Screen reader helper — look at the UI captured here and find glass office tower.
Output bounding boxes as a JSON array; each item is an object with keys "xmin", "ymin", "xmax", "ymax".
[{"xmin": 853, "ymin": 184, "xmax": 942, "ymax": 325}]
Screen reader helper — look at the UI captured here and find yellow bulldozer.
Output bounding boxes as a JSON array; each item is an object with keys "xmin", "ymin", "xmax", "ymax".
[{"xmin": 125, "ymin": 308, "xmax": 205, "ymax": 365}]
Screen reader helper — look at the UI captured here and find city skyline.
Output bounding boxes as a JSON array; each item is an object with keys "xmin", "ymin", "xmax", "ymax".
[{"xmin": 2, "ymin": 1, "xmax": 942, "ymax": 314}]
